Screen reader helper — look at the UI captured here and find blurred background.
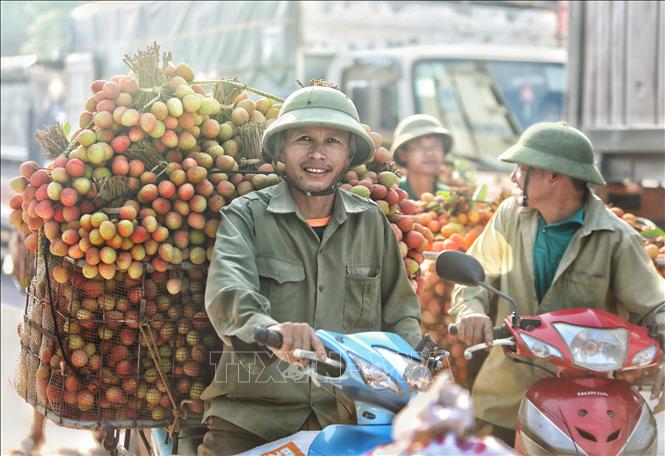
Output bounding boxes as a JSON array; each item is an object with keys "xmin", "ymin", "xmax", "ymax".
[
  {"xmin": 1, "ymin": 0, "xmax": 662, "ymax": 248},
  {"xmin": 0, "ymin": 1, "xmax": 663, "ymax": 454}
]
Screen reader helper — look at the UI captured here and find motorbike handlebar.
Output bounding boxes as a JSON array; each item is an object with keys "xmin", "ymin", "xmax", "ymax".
[
  {"xmin": 448, "ymin": 323, "xmax": 509, "ymax": 340},
  {"xmin": 463, "ymin": 338, "xmax": 515, "ymax": 360},
  {"xmin": 254, "ymin": 327, "xmax": 283, "ymax": 349}
]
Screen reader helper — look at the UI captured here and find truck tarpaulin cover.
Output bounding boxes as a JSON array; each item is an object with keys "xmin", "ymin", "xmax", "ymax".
[{"xmin": 69, "ymin": 1, "xmax": 297, "ymax": 97}]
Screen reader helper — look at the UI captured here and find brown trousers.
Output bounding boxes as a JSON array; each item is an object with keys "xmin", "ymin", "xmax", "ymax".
[{"xmin": 197, "ymin": 413, "xmax": 322, "ymax": 456}]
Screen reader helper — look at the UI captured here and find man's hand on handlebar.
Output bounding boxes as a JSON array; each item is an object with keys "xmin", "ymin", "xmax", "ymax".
[
  {"xmin": 457, "ymin": 314, "xmax": 494, "ymax": 347},
  {"xmin": 267, "ymin": 322, "xmax": 327, "ymax": 366}
]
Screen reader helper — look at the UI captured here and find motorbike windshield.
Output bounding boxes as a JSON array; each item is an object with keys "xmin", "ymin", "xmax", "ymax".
[{"xmin": 412, "ymin": 59, "xmax": 565, "ymax": 170}]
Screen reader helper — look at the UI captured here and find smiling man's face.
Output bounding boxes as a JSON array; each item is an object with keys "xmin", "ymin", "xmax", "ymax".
[{"xmin": 280, "ymin": 126, "xmax": 352, "ymax": 194}]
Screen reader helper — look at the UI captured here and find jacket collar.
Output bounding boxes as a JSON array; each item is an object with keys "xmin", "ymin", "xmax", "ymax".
[
  {"xmin": 518, "ymin": 191, "xmax": 615, "ymax": 236},
  {"xmin": 579, "ymin": 191, "xmax": 616, "ymax": 235},
  {"xmin": 266, "ymin": 181, "xmax": 371, "ymax": 222},
  {"xmin": 266, "ymin": 181, "xmax": 299, "ymax": 214}
]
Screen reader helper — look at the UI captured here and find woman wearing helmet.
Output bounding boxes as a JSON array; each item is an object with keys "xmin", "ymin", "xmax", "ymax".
[
  {"xmin": 199, "ymin": 86, "xmax": 422, "ymax": 455},
  {"xmin": 390, "ymin": 114, "xmax": 454, "ymax": 200}
]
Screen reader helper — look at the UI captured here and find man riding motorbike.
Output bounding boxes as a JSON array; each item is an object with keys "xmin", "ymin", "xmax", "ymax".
[
  {"xmin": 450, "ymin": 122, "xmax": 665, "ymax": 445},
  {"xmin": 199, "ymin": 86, "xmax": 423, "ymax": 455}
]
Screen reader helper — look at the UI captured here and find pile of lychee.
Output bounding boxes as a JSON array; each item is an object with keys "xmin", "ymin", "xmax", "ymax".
[{"xmin": 8, "ymin": 46, "xmax": 437, "ymax": 424}]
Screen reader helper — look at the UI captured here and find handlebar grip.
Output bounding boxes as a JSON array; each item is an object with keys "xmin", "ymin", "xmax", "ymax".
[
  {"xmin": 254, "ymin": 327, "xmax": 283, "ymax": 349},
  {"xmin": 448, "ymin": 324, "xmax": 508, "ymax": 340},
  {"xmin": 448, "ymin": 324, "xmax": 459, "ymax": 336},
  {"xmin": 493, "ymin": 326, "xmax": 509, "ymax": 340}
]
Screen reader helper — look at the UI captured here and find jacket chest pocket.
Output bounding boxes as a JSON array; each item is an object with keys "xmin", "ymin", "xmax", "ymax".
[
  {"xmin": 256, "ymin": 255, "xmax": 305, "ymax": 321},
  {"xmin": 343, "ymin": 264, "xmax": 381, "ymax": 330},
  {"xmin": 558, "ymin": 271, "xmax": 609, "ymax": 309}
]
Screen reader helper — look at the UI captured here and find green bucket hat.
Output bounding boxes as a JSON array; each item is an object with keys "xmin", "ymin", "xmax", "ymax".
[
  {"xmin": 262, "ymin": 86, "xmax": 375, "ymax": 167},
  {"xmin": 499, "ymin": 122, "xmax": 606, "ymax": 186},
  {"xmin": 389, "ymin": 114, "xmax": 453, "ymax": 167}
]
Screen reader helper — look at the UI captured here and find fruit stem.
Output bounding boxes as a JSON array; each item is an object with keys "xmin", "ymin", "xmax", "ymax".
[
  {"xmin": 63, "ymin": 120, "xmax": 94, "ymax": 158},
  {"xmin": 192, "ymin": 79, "xmax": 284, "ymax": 103}
]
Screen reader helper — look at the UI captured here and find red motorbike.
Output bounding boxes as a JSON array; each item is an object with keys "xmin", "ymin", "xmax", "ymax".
[{"xmin": 438, "ymin": 250, "xmax": 663, "ymax": 456}]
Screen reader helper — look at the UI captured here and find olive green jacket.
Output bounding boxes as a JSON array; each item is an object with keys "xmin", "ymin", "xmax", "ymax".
[
  {"xmin": 202, "ymin": 181, "xmax": 422, "ymax": 441},
  {"xmin": 451, "ymin": 192, "xmax": 665, "ymax": 429}
]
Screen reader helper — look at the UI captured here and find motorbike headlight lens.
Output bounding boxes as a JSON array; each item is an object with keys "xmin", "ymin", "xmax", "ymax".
[
  {"xmin": 553, "ymin": 323, "xmax": 627, "ymax": 372},
  {"xmin": 631, "ymin": 345, "xmax": 657, "ymax": 367},
  {"xmin": 348, "ymin": 352, "xmax": 401, "ymax": 395},
  {"xmin": 373, "ymin": 347, "xmax": 432, "ymax": 394},
  {"xmin": 519, "ymin": 333, "xmax": 563, "ymax": 359},
  {"xmin": 403, "ymin": 362, "xmax": 432, "ymax": 394},
  {"xmin": 373, "ymin": 348, "xmax": 410, "ymax": 377}
]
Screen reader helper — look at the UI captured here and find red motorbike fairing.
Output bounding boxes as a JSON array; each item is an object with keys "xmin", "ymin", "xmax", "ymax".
[
  {"xmin": 507, "ymin": 308, "xmax": 662, "ymax": 375},
  {"xmin": 522, "ymin": 377, "xmax": 645, "ymax": 456}
]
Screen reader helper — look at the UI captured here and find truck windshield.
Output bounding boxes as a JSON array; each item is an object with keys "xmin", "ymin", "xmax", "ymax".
[{"xmin": 413, "ymin": 59, "xmax": 565, "ymax": 167}]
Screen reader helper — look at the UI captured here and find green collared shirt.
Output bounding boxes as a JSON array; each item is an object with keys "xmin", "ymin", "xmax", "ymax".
[
  {"xmin": 451, "ymin": 192, "xmax": 665, "ymax": 429},
  {"xmin": 399, "ymin": 176, "xmax": 448, "ymax": 200},
  {"xmin": 533, "ymin": 207, "xmax": 585, "ymax": 302},
  {"xmin": 202, "ymin": 181, "xmax": 422, "ymax": 441}
]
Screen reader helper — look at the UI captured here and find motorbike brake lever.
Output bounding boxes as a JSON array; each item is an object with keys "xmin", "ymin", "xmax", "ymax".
[
  {"xmin": 292, "ymin": 349, "xmax": 344, "ymax": 368},
  {"xmin": 463, "ymin": 337, "xmax": 515, "ymax": 360}
]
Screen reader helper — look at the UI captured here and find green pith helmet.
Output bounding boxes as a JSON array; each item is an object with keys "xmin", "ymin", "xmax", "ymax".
[
  {"xmin": 262, "ymin": 86, "xmax": 375, "ymax": 167},
  {"xmin": 389, "ymin": 114, "xmax": 454, "ymax": 167},
  {"xmin": 499, "ymin": 122, "xmax": 606, "ymax": 186}
]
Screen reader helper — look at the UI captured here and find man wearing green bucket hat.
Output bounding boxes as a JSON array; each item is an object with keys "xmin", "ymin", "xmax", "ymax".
[
  {"xmin": 450, "ymin": 122, "xmax": 665, "ymax": 445},
  {"xmin": 390, "ymin": 114, "xmax": 454, "ymax": 200},
  {"xmin": 199, "ymin": 86, "xmax": 422, "ymax": 454}
]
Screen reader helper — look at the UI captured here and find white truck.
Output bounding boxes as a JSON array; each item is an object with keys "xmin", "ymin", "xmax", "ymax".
[
  {"xmin": 1, "ymin": 1, "xmax": 567, "ymax": 246},
  {"xmin": 326, "ymin": 44, "xmax": 566, "ymax": 171},
  {"xmin": 64, "ymin": 1, "xmax": 566, "ymax": 167}
]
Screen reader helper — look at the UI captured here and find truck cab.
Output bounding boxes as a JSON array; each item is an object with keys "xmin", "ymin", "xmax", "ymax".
[{"xmin": 327, "ymin": 44, "xmax": 566, "ymax": 173}]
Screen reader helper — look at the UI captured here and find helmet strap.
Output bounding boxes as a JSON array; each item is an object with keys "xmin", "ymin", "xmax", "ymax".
[
  {"xmin": 282, "ymin": 174, "xmax": 341, "ymax": 196},
  {"xmin": 522, "ymin": 167, "xmax": 532, "ymax": 207}
]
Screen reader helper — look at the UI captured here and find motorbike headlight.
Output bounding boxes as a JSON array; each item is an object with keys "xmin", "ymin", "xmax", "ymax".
[
  {"xmin": 373, "ymin": 347, "xmax": 432, "ymax": 394},
  {"xmin": 403, "ymin": 362, "xmax": 432, "ymax": 394},
  {"xmin": 631, "ymin": 345, "xmax": 657, "ymax": 367},
  {"xmin": 553, "ymin": 323, "xmax": 627, "ymax": 372},
  {"xmin": 348, "ymin": 352, "xmax": 401, "ymax": 395},
  {"xmin": 519, "ymin": 333, "xmax": 563, "ymax": 360}
]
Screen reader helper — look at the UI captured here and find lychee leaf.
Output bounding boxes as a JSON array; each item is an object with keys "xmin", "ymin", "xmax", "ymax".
[
  {"xmin": 641, "ymin": 228, "xmax": 665, "ymax": 238},
  {"xmin": 473, "ymin": 184, "xmax": 489, "ymax": 202},
  {"xmin": 63, "ymin": 122, "xmax": 71, "ymax": 139},
  {"xmin": 436, "ymin": 189, "xmax": 452, "ymax": 201}
]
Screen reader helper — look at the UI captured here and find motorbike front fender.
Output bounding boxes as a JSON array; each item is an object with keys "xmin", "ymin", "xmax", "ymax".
[{"xmin": 308, "ymin": 424, "xmax": 393, "ymax": 455}]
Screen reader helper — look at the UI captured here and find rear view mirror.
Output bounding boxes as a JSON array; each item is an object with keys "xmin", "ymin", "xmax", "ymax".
[{"xmin": 435, "ymin": 250, "xmax": 486, "ymax": 286}]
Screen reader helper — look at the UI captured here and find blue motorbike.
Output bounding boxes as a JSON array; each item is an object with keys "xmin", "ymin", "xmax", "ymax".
[{"xmin": 254, "ymin": 327, "xmax": 448, "ymax": 455}]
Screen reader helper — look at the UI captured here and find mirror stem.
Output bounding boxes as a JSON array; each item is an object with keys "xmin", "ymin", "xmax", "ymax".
[{"xmin": 480, "ymin": 283, "xmax": 520, "ymax": 327}]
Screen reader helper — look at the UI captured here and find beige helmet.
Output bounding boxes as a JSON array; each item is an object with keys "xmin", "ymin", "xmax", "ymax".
[
  {"xmin": 390, "ymin": 114, "xmax": 453, "ymax": 167},
  {"xmin": 262, "ymin": 86, "xmax": 375, "ymax": 167}
]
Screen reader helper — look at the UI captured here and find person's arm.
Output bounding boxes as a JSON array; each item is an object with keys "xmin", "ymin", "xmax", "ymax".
[
  {"xmin": 450, "ymin": 201, "xmax": 509, "ymax": 345},
  {"xmin": 204, "ymin": 200, "xmax": 279, "ymax": 344},
  {"xmin": 611, "ymin": 231, "xmax": 665, "ymax": 413},
  {"xmin": 379, "ymin": 216, "xmax": 422, "ymax": 348},
  {"xmin": 450, "ymin": 202, "xmax": 507, "ymax": 319},
  {"xmin": 611, "ymin": 232, "xmax": 665, "ymax": 340}
]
